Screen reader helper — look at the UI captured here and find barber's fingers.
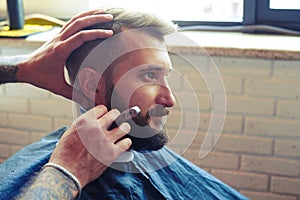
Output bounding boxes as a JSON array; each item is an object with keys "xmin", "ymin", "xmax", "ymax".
[
  {"xmin": 57, "ymin": 29, "xmax": 113, "ymax": 59},
  {"xmin": 85, "ymin": 105, "xmax": 108, "ymax": 119},
  {"xmin": 108, "ymin": 123, "xmax": 131, "ymax": 142},
  {"xmin": 60, "ymin": 14, "xmax": 113, "ymax": 40},
  {"xmin": 61, "ymin": 9, "xmax": 106, "ymax": 32},
  {"xmin": 97, "ymin": 109, "xmax": 120, "ymax": 128},
  {"xmin": 115, "ymin": 138, "xmax": 132, "ymax": 152}
]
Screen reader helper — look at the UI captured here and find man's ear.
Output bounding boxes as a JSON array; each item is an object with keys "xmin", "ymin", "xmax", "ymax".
[{"xmin": 77, "ymin": 67, "xmax": 104, "ymax": 104}]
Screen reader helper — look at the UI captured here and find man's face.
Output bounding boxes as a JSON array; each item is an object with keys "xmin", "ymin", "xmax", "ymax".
[{"xmin": 106, "ymin": 41, "xmax": 176, "ymax": 151}]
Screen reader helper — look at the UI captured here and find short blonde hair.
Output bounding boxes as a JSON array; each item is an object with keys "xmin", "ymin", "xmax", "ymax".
[{"xmin": 66, "ymin": 8, "xmax": 177, "ymax": 83}]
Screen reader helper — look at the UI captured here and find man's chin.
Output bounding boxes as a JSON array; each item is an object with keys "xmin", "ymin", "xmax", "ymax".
[
  {"xmin": 148, "ymin": 116, "xmax": 167, "ymax": 131},
  {"xmin": 128, "ymin": 130, "xmax": 168, "ymax": 152}
]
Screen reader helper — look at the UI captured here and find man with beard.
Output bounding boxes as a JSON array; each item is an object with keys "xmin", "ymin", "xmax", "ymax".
[{"xmin": 0, "ymin": 8, "xmax": 248, "ymax": 200}]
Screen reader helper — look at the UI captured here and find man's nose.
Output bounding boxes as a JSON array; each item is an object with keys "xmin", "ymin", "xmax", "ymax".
[{"xmin": 155, "ymin": 84, "xmax": 176, "ymax": 108}]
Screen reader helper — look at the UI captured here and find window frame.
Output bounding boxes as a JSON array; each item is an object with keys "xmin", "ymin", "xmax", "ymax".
[
  {"xmin": 176, "ymin": 0, "xmax": 300, "ymax": 34},
  {"xmin": 244, "ymin": 0, "xmax": 300, "ymax": 31}
]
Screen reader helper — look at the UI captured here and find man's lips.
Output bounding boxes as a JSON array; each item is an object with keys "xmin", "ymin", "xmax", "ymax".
[
  {"xmin": 132, "ymin": 105, "xmax": 169, "ymax": 127},
  {"xmin": 148, "ymin": 106, "xmax": 169, "ymax": 118},
  {"xmin": 150, "ymin": 115, "xmax": 164, "ymax": 121}
]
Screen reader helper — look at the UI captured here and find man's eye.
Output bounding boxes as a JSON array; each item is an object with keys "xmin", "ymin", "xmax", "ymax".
[{"xmin": 144, "ymin": 72, "xmax": 156, "ymax": 80}]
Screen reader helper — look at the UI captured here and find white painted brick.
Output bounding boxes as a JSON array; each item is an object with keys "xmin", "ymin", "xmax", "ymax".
[
  {"xmin": 273, "ymin": 60, "xmax": 300, "ymax": 79},
  {"xmin": 1, "ymin": 47, "xmax": 35, "ymax": 55},
  {"xmin": 212, "ymin": 169, "xmax": 269, "ymax": 190},
  {"xmin": 185, "ymin": 131, "xmax": 206, "ymax": 150},
  {"xmin": 183, "ymin": 149, "xmax": 239, "ymax": 170},
  {"xmin": 271, "ymin": 176, "xmax": 300, "ymax": 195},
  {"xmin": 195, "ymin": 114, "xmax": 243, "ymax": 133},
  {"xmin": 244, "ymin": 78, "xmax": 300, "ymax": 99},
  {"xmin": 0, "ymin": 97, "xmax": 29, "ymax": 114},
  {"xmin": 174, "ymin": 91, "xmax": 209, "ymax": 112},
  {"xmin": 0, "ymin": 128, "xmax": 30, "ymax": 145},
  {"xmin": 197, "ymin": 94, "xmax": 211, "ymax": 111},
  {"xmin": 168, "ymin": 130, "xmax": 198, "ymax": 151},
  {"xmin": 5, "ymin": 83, "xmax": 51, "ymax": 99},
  {"xmin": 166, "ymin": 145, "xmax": 182, "ymax": 155},
  {"xmin": 227, "ymin": 96, "xmax": 274, "ymax": 115},
  {"xmin": 184, "ymin": 111, "xmax": 201, "ymax": 130},
  {"xmin": 31, "ymin": 99, "xmax": 73, "ymax": 118},
  {"xmin": 0, "ymin": 112, "xmax": 8, "ymax": 127},
  {"xmin": 183, "ymin": 72, "xmax": 208, "ymax": 93},
  {"xmin": 168, "ymin": 71, "xmax": 183, "ymax": 91},
  {"xmin": 222, "ymin": 115, "xmax": 243, "ymax": 133},
  {"xmin": 184, "ymin": 71, "xmax": 232, "ymax": 96},
  {"xmin": 274, "ymin": 139, "xmax": 300, "ymax": 158},
  {"xmin": 211, "ymin": 57, "xmax": 272, "ymax": 77},
  {"xmin": 0, "ymin": 85, "xmax": 4, "ymax": 95},
  {"xmin": 166, "ymin": 110, "xmax": 182, "ymax": 130},
  {"xmin": 223, "ymin": 76, "xmax": 243, "ymax": 95},
  {"xmin": 8, "ymin": 113, "xmax": 52, "ymax": 132},
  {"xmin": 277, "ymin": 100, "xmax": 300, "ymax": 118},
  {"xmin": 0, "ymin": 143, "xmax": 10, "ymax": 158},
  {"xmin": 171, "ymin": 54, "xmax": 209, "ymax": 73},
  {"xmin": 172, "ymin": 54, "xmax": 210, "ymax": 93},
  {"xmin": 240, "ymin": 190, "xmax": 297, "ymax": 200},
  {"xmin": 214, "ymin": 134, "xmax": 273, "ymax": 155},
  {"xmin": 53, "ymin": 118, "xmax": 72, "ymax": 130},
  {"xmin": 31, "ymin": 132, "xmax": 48, "ymax": 143},
  {"xmin": 241, "ymin": 155, "xmax": 299, "ymax": 176},
  {"xmin": 195, "ymin": 113, "xmax": 210, "ymax": 132},
  {"xmin": 190, "ymin": 131, "xmax": 216, "ymax": 151},
  {"xmin": 50, "ymin": 93, "xmax": 73, "ymax": 102},
  {"xmin": 245, "ymin": 117, "xmax": 300, "ymax": 138},
  {"xmin": 10, "ymin": 145, "xmax": 25, "ymax": 156}
]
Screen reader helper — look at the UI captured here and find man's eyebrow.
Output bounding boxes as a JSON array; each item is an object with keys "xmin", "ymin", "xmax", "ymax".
[{"xmin": 139, "ymin": 65, "xmax": 173, "ymax": 73}]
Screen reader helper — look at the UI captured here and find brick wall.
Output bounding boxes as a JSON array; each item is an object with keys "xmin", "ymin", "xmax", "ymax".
[
  {"xmin": 0, "ymin": 83, "xmax": 74, "ymax": 160},
  {"xmin": 0, "ymin": 46, "xmax": 299, "ymax": 199},
  {"xmin": 168, "ymin": 55, "xmax": 300, "ymax": 200}
]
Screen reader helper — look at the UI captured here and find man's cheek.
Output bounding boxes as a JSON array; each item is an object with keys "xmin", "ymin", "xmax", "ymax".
[
  {"xmin": 128, "ymin": 97, "xmax": 151, "ymax": 117},
  {"xmin": 128, "ymin": 85, "xmax": 159, "ymax": 105}
]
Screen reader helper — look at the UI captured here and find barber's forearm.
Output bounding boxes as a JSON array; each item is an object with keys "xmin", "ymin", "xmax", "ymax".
[
  {"xmin": 17, "ymin": 166, "xmax": 79, "ymax": 200},
  {"xmin": 0, "ymin": 55, "xmax": 28, "ymax": 84}
]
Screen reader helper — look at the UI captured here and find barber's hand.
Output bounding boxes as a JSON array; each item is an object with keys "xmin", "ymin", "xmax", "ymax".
[
  {"xmin": 16, "ymin": 9, "xmax": 113, "ymax": 106},
  {"xmin": 49, "ymin": 105, "xmax": 132, "ymax": 187}
]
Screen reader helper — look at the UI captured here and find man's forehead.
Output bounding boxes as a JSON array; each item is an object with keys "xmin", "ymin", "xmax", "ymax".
[
  {"xmin": 112, "ymin": 48, "xmax": 173, "ymax": 78},
  {"xmin": 119, "ymin": 30, "xmax": 165, "ymax": 50},
  {"xmin": 81, "ymin": 28, "xmax": 167, "ymax": 74}
]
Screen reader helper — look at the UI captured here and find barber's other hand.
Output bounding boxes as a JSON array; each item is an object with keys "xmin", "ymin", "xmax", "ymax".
[
  {"xmin": 16, "ymin": 10, "xmax": 113, "ymax": 107},
  {"xmin": 49, "ymin": 105, "xmax": 132, "ymax": 187}
]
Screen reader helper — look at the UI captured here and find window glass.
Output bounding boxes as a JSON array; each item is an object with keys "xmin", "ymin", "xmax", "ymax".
[
  {"xmin": 0, "ymin": 0, "xmax": 244, "ymax": 22},
  {"xmin": 100, "ymin": 0, "xmax": 244, "ymax": 22},
  {"xmin": 269, "ymin": 0, "xmax": 300, "ymax": 10}
]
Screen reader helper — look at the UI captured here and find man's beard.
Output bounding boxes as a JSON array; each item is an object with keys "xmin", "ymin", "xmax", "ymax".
[
  {"xmin": 126, "ymin": 105, "xmax": 169, "ymax": 152},
  {"xmin": 107, "ymin": 84, "xmax": 169, "ymax": 152}
]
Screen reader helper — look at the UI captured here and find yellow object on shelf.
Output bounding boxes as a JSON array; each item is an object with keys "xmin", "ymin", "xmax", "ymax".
[{"xmin": 0, "ymin": 24, "xmax": 53, "ymax": 38}]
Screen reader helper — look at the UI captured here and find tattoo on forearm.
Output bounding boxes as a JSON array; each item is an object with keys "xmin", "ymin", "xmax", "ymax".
[
  {"xmin": 16, "ymin": 167, "xmax": 78, "ymax": 200},
  {"xmin": 0, "ymin": 55, "xmax": 29, "ymax": 84},
  {"xmin": 0, "ymin": 64, "xmax": 18, "ymax": 84}
]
